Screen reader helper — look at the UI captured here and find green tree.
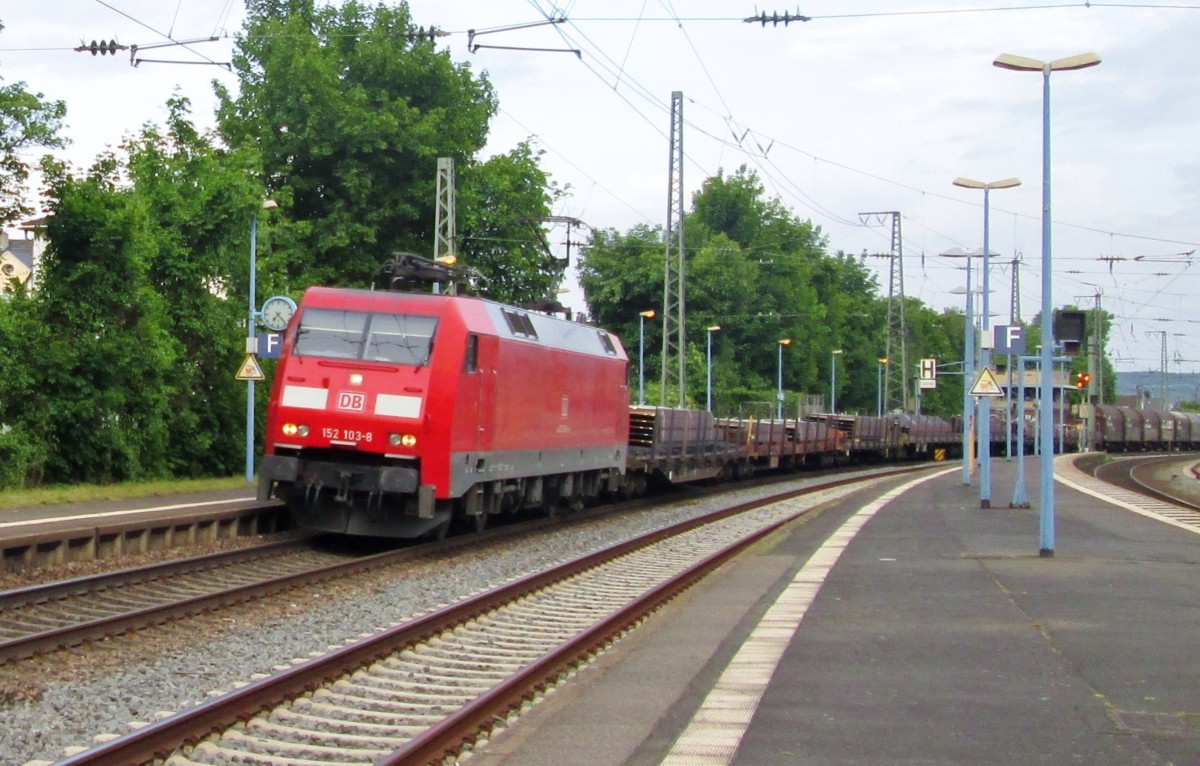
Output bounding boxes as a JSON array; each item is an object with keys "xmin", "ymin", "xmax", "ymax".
[
  {"xmin": 218, "ymin": 0, "xmax": 557, "ymax": 297},
  {"xmin": 579, "ymin": 166, "xmax": 892, "ymax": 414},
  {"xmin": 0, "ymin": 286, "xmax": 50, "ymax": 486},
  {"xmin": 578, "ymin": 224, "xmax": 672, "ymax": 399},
  {"xmin": 457, "ymin": 142, "xmax": 561, "ymax": 305},
  {"xmin": 0, "ymin": 19, "xmax": 66, "ymax": 225},
  {"xmin": 124, "ymin": 95, "xmax": 265, "ymax": 476},
  {"xmin": 31, "ymin": 156, "xmax": 175, "ymax": 483},
  {"xmin": 907, "ymin": 304, "xmax": 969, "ymax": 418}
]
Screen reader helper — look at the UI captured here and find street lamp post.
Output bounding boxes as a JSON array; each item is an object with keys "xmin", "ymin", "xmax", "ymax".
[
  {"xmin": 954, "ymin": 176, "xmax": 1021, "ymax": 508},
  {"xmin": 706, "ymin": 325, "xmax": 721, "ymax": 413},
  {"xmin": 995, "ymin": 51, "xmax": 1100, "ymax": 556},
  {"xmin": 777, "ymin": 339, "xmax": 792, "ymax": 419},
  {"xmin": 638, "ymin": 310, "xmax": 656, "ymax": 406},
  {"xmin": 246, "ymin": 199, "xmax": 278, "ymax": 484},
  {"xmin": 830, "ymin": 349, "xmax": 844, "ymax": 414},
  {"xmin": 877, "ymin": 357, "xmax": 889, "ymax": 416}
]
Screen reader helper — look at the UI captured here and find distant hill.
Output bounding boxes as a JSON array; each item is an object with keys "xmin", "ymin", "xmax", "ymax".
[{"xmin": 1116, "ymin": 370, "xmax": 1200, "ymax": 407}]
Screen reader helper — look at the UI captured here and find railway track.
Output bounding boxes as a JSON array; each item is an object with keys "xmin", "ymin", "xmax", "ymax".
[
  {"xmin": 1060, "ymin": 453, "xmax": 1200, "ymax": 533},
  {"xmin": 49, "ymin": 465, "xmax": 934, "ymax": 766},
  {"xmin": 0, "ymin": 537, "xmax": 347, "ymax": 664},
  {"xmin": 0, "ymin": 463, "xmax": 926, "ymax": 668}
]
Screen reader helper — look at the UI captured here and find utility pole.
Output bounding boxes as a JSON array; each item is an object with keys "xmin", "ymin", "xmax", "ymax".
[
  {"xmin": 859, "ymin": 212, "xmax": 907, "ymax": 412},
  {"xmin": 661, "ymin": 91, "xmax": 687, "ymax": 407}
]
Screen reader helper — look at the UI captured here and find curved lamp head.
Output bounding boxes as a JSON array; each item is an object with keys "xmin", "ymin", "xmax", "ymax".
[
  {"xmin": 954, "ymin": 177, "xmax": 1022, "ymax": 191},
  {"xmin": 994, "ymin": 52, "xmax": 1101, "ymax": 73}
]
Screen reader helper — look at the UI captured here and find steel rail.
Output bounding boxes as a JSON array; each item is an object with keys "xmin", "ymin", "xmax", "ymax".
[
  {"xmin": 0, "ymin": 536, "xmax": 311, "ymax": 611},
  {"xmin": 1126, "ymin": 454, "xmax": 1200, "ymax": 512},
  {"xmin": 54, "ymin": 465, "xmax": 933, "ymax": 766}
]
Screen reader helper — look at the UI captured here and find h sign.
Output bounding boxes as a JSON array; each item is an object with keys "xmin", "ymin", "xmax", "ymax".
[
  {"xmin": 920, "ymin": 358, "xmax": 937, "ymax": 380},
  {"xmin": 993, "ymin": 325, "xmax": 1026, "ymax": 355}
]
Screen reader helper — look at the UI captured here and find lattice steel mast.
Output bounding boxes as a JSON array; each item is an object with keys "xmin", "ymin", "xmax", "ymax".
[
  {"xmin": 433, "ymin": 157, "xmax": 456, "ymax": 294},
  {"xmin": 1009, "ymin": 254, "xmax": 1022, "ymax": 324},
  {"xmin": 1146, "ymin": 329, "xmax": 1168, "ymax": 403},
  {"xmin": 660, "ymin": 91, "xmax": 686, "ymax": 407},
  {"xmin": 860, "ymin": 211, "xmax": 907, "ymax": 412}
]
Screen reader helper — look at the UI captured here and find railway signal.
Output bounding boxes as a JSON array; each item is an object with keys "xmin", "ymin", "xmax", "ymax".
[{"xmin": 1074, "ymin": 372, "xmax": 1092, "ymax": 390}]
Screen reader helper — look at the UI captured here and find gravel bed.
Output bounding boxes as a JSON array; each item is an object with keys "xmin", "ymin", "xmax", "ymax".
[{"xmin": 0, "ymin": 471, "xmax": 881, "ymax": 765}]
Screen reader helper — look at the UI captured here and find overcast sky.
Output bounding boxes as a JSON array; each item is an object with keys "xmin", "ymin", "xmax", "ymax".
[{"xmin": 2, "ymin": 1, "xmax": 1198, "ymax": 373}]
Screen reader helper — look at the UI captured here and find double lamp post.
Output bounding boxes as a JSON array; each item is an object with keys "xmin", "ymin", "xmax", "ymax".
[{"xmin": 993, "ymin": 51, "xmax": 1100, "ymax": 555}]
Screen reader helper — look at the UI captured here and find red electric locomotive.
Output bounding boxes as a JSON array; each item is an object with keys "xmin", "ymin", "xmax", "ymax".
[{"xmin": 258, "ymin": 285, "xmax": 630, "ymax": 538}]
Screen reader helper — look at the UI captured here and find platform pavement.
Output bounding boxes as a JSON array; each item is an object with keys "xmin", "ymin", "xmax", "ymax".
[
  {"xmin": 0, "ymin": 487, "xmax": 260, "ymax": 536},
  {"xmin": 471, "ymin": 454, "xmax": 1200, "ymax": 766}
]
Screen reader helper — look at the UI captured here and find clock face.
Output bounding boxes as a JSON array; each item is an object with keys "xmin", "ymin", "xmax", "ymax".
[{"xmin": 261, "ymin": 296, "xmax": 296, "ymax": 332}]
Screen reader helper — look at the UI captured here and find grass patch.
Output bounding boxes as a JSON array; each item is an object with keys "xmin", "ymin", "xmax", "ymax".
[{"xmin": 0, "ymin": 476, "xmax": 252, "ymax": 512}]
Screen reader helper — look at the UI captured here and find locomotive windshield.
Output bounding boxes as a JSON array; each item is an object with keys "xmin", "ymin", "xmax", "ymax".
[{"xmin": 293, "ymin": 308, "xmax": 438, "ymax": 365}]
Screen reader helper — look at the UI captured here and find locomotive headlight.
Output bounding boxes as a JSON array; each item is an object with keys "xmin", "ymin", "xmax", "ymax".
[
  {"xmin": 282, "ymin": 423, "xmax": 310, "ymax": 437},
  {"xmin": 349, "ymin": 373, "xmax": 364, "ymax": 385},
  {"xmin": 390, "ymin": 433, "xmax": 417, "ymax": 447}
]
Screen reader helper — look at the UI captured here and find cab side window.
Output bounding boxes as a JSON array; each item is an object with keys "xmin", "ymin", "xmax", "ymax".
[{"xmin": 464, "ymin": 334, "xmax": 478, "ymax": 373}]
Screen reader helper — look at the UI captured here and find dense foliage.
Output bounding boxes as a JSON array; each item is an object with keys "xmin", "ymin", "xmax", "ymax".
[
  {"xmin": 216, "ymin": 0, "xmax": 561, "ymax": 304},
  {"xmin": 0, "ymin": 20, "xmax": 66, "ymax": 227},
  {"xmin": 579, "ymin": 166, "xmax": 974, "ymax": 417},
  {"xmin": 0, "ymin": 1, "xmax": 562, "ymax": 489},
  {"xmin": 0, "ymin": 99, "xmax": 263, "ymax": 487},
  {"xmin": 1, "ymin": 4, "xmax": 1100, "ymax": 491}
]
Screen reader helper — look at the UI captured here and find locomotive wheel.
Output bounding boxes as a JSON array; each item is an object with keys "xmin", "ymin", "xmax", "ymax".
[{"xmin": 473, "ymin": 512, "xmax": 488, "ymax": 533}]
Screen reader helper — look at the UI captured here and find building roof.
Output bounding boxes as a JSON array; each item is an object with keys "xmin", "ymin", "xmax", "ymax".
[{"xmin": 5, "ymin": 238, "xmax": 34, "ymax": 269}]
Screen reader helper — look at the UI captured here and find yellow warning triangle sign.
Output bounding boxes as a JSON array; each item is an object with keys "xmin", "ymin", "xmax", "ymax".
[
  {"xmin": 236, "ymin": 354, "xmax": 266, "ymax": 381},
  {"xmin": 969, "ymin": 366, "xmax": 1004, "ymax": 397}
]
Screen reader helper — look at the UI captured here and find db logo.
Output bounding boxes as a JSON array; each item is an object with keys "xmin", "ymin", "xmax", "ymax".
[{"xmin": 336, "ymin": 391, "xmax": 366, "ymax": 412}]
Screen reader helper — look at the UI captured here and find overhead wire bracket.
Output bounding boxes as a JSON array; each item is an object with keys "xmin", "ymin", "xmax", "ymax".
[
  {"xmin": 466, "ymin": 18, "xmax": 579, "ymax": 56},
  {"xmin": 128, "ymin": 36, "xmax": 230, "ymax": 69}
]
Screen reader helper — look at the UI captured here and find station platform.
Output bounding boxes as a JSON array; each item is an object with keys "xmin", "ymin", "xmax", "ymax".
[
  {"xmin": 471, "ymin": 454, "xmax": 1200, "ymax": 766},
  {"xmin": 0, "ymin": 487, "xmax": 276, "ymax": 571}
]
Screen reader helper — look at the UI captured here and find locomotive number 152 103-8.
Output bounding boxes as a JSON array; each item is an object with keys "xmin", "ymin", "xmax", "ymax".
[{"xmin": 322, "ymin": 427, "xmax": 374, "ymax": 443}]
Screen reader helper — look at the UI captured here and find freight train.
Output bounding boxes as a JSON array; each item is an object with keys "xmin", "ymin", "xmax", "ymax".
[
  {"xmin": 254, "ymin": 258, "xmax": 1185, "ymax": 537},
  {"xmin": 256, "ymin": 269, "xmax": 965, "ymax": 537},
  {"xmin": 1093, "ymin": 405, "xmax": 1200, "ymax": 452}
]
